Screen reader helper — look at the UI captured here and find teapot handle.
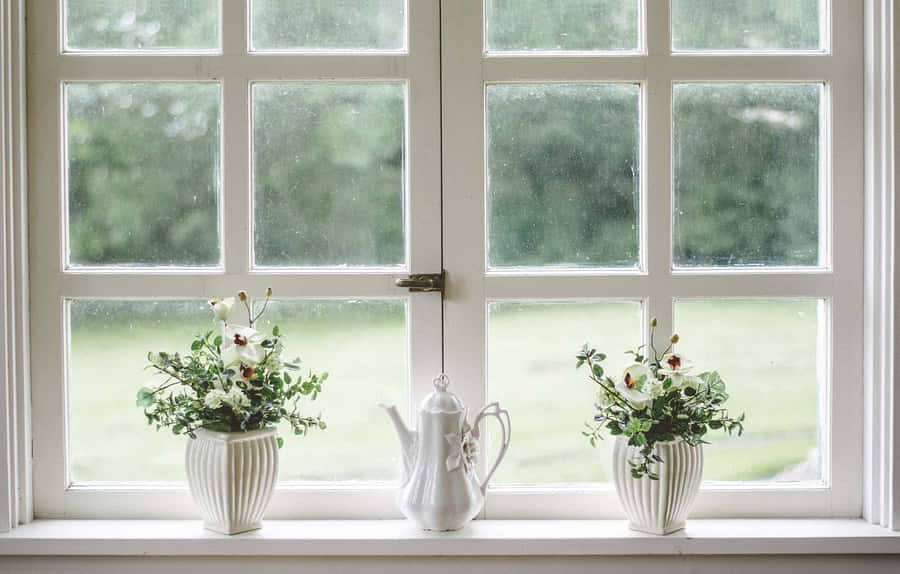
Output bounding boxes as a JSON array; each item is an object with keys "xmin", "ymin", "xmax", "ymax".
[{"xmin": 472, "ymin": 402, "xmax": 511, "ymax": 495}]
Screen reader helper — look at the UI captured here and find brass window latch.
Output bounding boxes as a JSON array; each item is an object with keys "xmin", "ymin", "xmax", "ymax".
[{"xmin": 395, "ymin": 270, "xmax": 445, "ymax": 295}]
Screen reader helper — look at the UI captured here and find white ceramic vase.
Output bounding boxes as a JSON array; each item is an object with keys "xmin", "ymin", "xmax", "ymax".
[
  {"xmin": 612, "ymin": 436, "xmax": 703, "ymax": 535},
  {"xmin": 185, "ymin": 427, "xmax": 279, "ymax": 535}
]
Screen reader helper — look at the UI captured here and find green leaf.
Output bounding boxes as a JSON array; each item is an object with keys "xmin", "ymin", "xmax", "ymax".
[
  {"xmin": 276, "ymin": 436, "xmax": 284, "ymax": 449},
  {"xmin": 136, "ymin": 387, "xmax": 155, "ymax": 408},
  {"xmin": 272, "ymin": 325, "xmax": 280, "ymax": 337}
]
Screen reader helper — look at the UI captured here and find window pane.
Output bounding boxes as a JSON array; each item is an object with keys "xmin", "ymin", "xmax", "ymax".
[
  {"xmin": 69, "ymin": 298, "xmax": 407, "ymax": 482},
  {"xmin": 486, "ymin": 0, "xmax": 639, "ymax": 52},
  {"xmin": 251, "ymin": 0, "xmax": 405, "ymax": 51},
  {"xmin": 672, "ymin": 0, "xmax": 822, "ymax": 51},
  {"xmin": 66, "ymin": 83, "xmax": 220, "ymax": 267},
  {"xmin": 673, "ymin": 83, "xmax": 821, "ymax": 268},
  {"xmin": 253, "ymin": 83, "xmax": 406, "ymax": 267},
  {"xmin": 487, "ymin": 301, "xmax": 642, "ymax": 483},
  {"xmin": 674, "ymin": 299, "xmax": 823, "ymax": 482},
  {"xmin": 65, "ymin": 0, "xmax": 219, "ymax": 51},
  {"xmin": 487, "ymin": 84, "xmax": 640, "ymax": 269}
]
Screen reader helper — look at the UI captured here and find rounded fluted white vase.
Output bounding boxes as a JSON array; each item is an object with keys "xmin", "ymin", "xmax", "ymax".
[
  {"xmin": 612, "ymin": 436, "xmax": 703, "ymax": 535},
  {"xmin": 185, "ymin": 427, "xmax": 279, "ymax": 535}
]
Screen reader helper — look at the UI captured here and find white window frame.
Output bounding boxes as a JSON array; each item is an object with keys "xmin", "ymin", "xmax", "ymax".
[
  {"xmin": 0, "ymin": 0, "xmax": 897, "ymax": 528},
  {"xmin": 443, "ymin": 0, "xmax": 863, "ymax": 518},
  {"xmin": 24, "ymin": 0, "xmax": 444, "ymax": 519}
]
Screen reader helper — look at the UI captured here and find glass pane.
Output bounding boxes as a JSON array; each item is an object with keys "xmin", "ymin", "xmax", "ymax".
[
  {"xmin": 251, "ymin": 0, "xmax": 405, "ymax": 51},
  {"xmin": 69, "ymin": 298, "xmax": 407, "ymax": 482},
  {"xmin": 488, "ymin": 301, "xmax": 642, "ymax": 483},
  {"xmin": 674, "ymin": 299, "xmax": 823, "ymax": 482},
  {"xmin": 487, "ymin": 84, "xmax": 640, "ymax": 269},
  {"xmin": 486, "ymin": 0, "xmax": 639, "ymax": 52},
  {"xmin": 672, "ymin": 0, "xmax": 822, "ymax": 52},
  {"xmin": 66, "ymin": 83, "xmax": 220, "ymax": 267},
  {"xmin": 673, "ymin": 83, "xmax": 821, "ymax": 268},
  {"xmin": 65, "ymin": 0, "xmax": 219, "ymax": 51},
  {"xmin": 253, "ymin": 83, "xmax": 406, "ymax": 267}
]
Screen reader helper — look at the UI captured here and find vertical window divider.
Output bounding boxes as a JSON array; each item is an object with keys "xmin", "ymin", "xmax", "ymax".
[{"xmin": 645, "ymin": 0, "xmax": 674, "ymax": 340}]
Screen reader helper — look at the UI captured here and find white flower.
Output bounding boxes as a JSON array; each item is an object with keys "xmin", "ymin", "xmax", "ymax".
[
  {"xmin": 643, "ymin": 377, "xmax": 667, "ymax": 399},
  {"xmin": 622, "ymin": 363, "xmax": 651, "ymax": 391},
  {"xmin": 204, "ymin": 389, "xmax": 227, "ymax": 409},
  {"xmin": 224, "ymin": 387, "xmax": 251, "ymax": 412},
  {"xmin": 147, "ymin": 352, "xmax": 165, "ymax": 367},
  {"xmin": 595, "ymin": 388, "xmax": 614, "ymax": 408},
  {"xmin": 221, "ymin": 324, "xmax": 265, "ymax": 366},
  {"xmin": 209, "ymin": 297, "xmax": 235, "ymax": 322},
  {"xmin": 615, "ymin": 379, "xmax": 651, "ymax": 410},
  {"xmin": 658, "ymin": 353, "xmax": 694, "ymax": 377},
  {"xmin": 258, "ymin": 353, "xmax": 283, "ymax": 373}
]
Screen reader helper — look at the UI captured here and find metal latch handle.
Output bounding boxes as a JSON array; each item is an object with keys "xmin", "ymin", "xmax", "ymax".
[{"xmin": 395, "ymin": 271, "xmax": 445, "ymax": 294}]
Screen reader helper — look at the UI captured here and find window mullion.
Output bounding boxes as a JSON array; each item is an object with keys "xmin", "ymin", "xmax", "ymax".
[
  {"xmin": 645, "ymin": 0, "xmax": 673, "ymax": 342},
  {"xmin": 221, "ymin": 0, "xmax": 249, "ymax": 274}
]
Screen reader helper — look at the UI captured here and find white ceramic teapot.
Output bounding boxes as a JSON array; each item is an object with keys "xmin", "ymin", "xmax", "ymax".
[{"xmin": 379, "ymin": 374, "xmax": 511, "ymax": 531}]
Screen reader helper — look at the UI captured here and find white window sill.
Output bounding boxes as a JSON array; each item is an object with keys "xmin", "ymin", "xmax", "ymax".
[{"xmin": 0, "ymin": 519, "xmax": 898, "ymax": 556}]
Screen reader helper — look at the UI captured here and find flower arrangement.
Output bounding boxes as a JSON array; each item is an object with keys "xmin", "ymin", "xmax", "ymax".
[
  {"xmin": 576, "ymin": 317, "xmax": 744, "ymax": 479},
  {"xmin": 137, "ymin": 289, "xmax": 328, "ymax": 446}
]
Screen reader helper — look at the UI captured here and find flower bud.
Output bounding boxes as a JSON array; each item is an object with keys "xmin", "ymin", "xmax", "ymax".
[
  {"xmin": 650, "ymin": 317, "xmax": 658, "ymax": 328},
  {"xmin": 237, "ymin": 290, "xmax": 248, "ymax": 302},
  {"xmin": 209, "ymin": 297, "xmax": 234, "ymax": 322},
  {"xmin": 669, "ymin": 333, "xmax": 680, "ymax": 344},
  {"xmin": 266, "ymin": 286, "xmax": 273, "ymax": 298}
]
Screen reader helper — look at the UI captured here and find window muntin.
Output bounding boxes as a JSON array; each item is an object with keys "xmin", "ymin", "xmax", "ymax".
[{"xmin": 64, "ymin": 0, "xmax": 220, "ymax": 52}]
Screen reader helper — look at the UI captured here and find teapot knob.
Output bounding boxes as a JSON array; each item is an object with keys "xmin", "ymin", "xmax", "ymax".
[{"xmin": 432, "ymin": 373, "xmax": 450, "ymax": 392}]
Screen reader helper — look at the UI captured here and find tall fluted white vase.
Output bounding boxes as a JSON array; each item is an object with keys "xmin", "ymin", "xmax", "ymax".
[
  {"xmin": 185, "ymin": 427, "xmax": 279, "ymax": 535},
  {"xmin": 612, "ymin": 436, "xmax": 703, "ymax": 535}
]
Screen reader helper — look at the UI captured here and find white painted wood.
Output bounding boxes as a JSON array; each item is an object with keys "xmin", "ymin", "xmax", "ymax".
[
  {"xmin": 16, "ymin": 0, "xmax": 885, "ymax": 525},
  {"xmin": 0, "ymin": 519, "xmax": 899, "ymax": 556},
  {"xmin": 26, "ymin": 0, "xmax": 443, "ymax": 518},
  {"xmin": 442, "ymin": 0, "xmax": 864, "ymax": 519},
  {"xmin": 863, "ymin": 0, "xmax": 900, "ymax": 532},
  {"xmin": 5, "ymin": 555, "xmax": 900, "ymax": 574},
  {"xmin": 0, "ymin": 0, "xmax": 29, "ymax": 532}
]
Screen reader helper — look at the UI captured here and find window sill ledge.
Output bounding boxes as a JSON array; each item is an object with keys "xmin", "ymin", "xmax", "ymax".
[{"xmin": 1, "ymin": 519, "xmax": 899, "ymax": 557}]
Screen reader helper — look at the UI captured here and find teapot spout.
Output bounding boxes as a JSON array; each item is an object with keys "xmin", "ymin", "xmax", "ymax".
[{"xmin": 378, "ymin": 403, "xmax": 417, "ymax": 479}]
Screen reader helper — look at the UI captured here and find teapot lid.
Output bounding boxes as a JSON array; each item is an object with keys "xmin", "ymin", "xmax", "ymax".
[{"xmin": 419, "ymin": 374, "xmax": 465, "ymax": 413}]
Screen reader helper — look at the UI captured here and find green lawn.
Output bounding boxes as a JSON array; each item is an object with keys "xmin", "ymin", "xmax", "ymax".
[{"xmin": 69, "ymin": 299, "xmax": 821, "ymax": 484}]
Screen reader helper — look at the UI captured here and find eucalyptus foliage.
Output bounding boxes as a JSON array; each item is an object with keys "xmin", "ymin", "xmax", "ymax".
[
  {"xmin": 576, "ymin": 319, "xmax": 744, "ymax": 479},
  {"xmin": 137, "ymin": 289, "xmax": 327, "ymax": 446}
]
